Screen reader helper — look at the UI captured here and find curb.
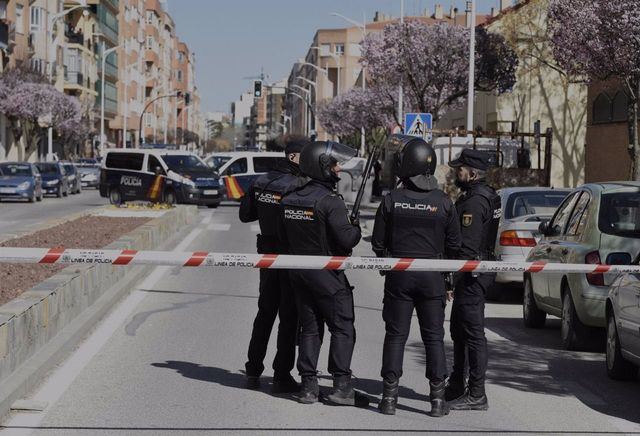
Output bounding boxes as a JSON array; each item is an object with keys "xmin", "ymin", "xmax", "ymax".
[{"xmin": 0, "ymin": 205, "xmax": 199, "ymax": 421}]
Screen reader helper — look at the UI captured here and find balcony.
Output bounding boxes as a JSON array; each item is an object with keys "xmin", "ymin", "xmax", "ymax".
[
  {"xmin": 64, "ymin": 69, "xmax": 84, "ymax": 86},
  {"xmin": 65, "ymin": 30, "xmax": 84, "ymax": 46}
]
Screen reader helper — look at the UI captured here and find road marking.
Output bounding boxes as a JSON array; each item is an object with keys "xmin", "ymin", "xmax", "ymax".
[
  {"xmin": 207, "ymin": 223, "xmax": 231, "ymax": 231},
  {"xmin": 201, "ymin": 211, "xmax": 214, "ymax": 225},
  {"xmin": 0, "ymin": 226, "xmax": 204, "ymax": 436},
  {"xmin": 250, "ymin": 224, "xmax": 260, "ymax": 232}
]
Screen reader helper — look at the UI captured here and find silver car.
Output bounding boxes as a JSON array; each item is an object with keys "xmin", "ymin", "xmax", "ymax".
[
  {"xmin": 524, "ymin": 183, "xmax": 640, "ymax": 350},
  {"xmin": 606, "ymin": 269, "xmax": 640, "ymax": 380},
  {"xmin": 489, "ymin": 187, "xmax": 570, "ymax": 300}
]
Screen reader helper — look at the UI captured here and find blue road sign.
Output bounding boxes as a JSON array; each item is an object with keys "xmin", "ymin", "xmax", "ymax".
[{"xmin": 404, "ymin": 113, "xmax": 433, "ymax": 141}]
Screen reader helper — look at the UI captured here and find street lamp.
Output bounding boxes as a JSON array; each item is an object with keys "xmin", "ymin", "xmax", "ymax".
[
  {"xmin": 100, "ymin": 43, "xmax": 120, "ymax": 151},
  {"xmin": 46, "ymin": 0, "xmax": 89, "ymax": 161},
  {"xmin": 122, "ymin": 63, "xmax": 138, "ymax": 148},
  {"xmin": 311, "ymin": 46, "xmax": 341, "ymax": 97},
  {"xmin": 296, "ymin": 60, "xmax": 328, "ymax": 77},
  {"xmin": 287, "ymin": 91, "xmax": 312, "ymax": 136},
  {"xmin": 466, "ymin": 0, "xmax": 476, "ymax": 135}
]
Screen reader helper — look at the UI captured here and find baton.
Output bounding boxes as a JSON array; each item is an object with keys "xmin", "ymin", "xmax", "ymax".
[{"xmin": 350, "ymin": 143, "xmax": 380, "ymax": 222}]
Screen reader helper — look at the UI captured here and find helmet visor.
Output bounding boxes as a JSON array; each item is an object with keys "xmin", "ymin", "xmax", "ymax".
[{"xmin": 325, "ymin": 141, "xmax": 357, "ymax": 165}]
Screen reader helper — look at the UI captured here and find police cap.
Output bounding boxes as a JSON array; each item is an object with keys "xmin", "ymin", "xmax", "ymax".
[{"xmin": 448, "ymin": 149, "xmax": 497, "ymax": 171}]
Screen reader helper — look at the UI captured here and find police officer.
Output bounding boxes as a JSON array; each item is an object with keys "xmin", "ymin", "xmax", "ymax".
[
  {"xmin": 279, "ymin": 141, "xmax": 366, "ymax": 406},
  {"xmin": 371, "ymin": 135, "xmax": 461, "ymax": 417},
  {"xmin": 239, "ymin": 136, "xmax": 309, "ymax": 393},
  {"xmin": 446, "ymin": 149, "xmax": 501, "ymax": 411}
]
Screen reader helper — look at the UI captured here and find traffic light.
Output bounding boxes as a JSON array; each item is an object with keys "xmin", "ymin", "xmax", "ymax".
[
  {"xmin": 253, "ymin": 80, "xmax": 263, "ymax": 98},
  {"xmin": 184, "ymin": 92, "xmax": 191, "ymax": 106}
]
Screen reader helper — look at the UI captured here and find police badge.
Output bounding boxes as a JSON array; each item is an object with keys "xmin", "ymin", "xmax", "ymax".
[{"xmin": 462, "ymin": 213, "xmax": 473, "ymax": 227}]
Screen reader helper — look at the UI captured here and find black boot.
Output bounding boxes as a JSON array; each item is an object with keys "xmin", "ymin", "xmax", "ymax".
[
  {"xmin": 245, "ymin": 375, "xmax": 260, "ymax": 390},
  {"xmin": 272, "ymin": 373, "xmax": 300, "ymax": 394},
  {"xmin": 326, "ymin": 377, "xmax": 370, "ymax": 407},
  {"xmin": 378, "ymin": 379, "xmax": 399, "ymax": 415},
  {"xmin": 445, "ymin": 376, "xmax": 466, "ymax": 402},
  {"xmin": 448, "ymin": 390, "xmax": 489, "ymax": 411},
  {"xmin": 296, "ymin": 377, "xmax": 319, "ymax": 404},
  {"xmin": 429, "ymin": 380, "xmax": 450, "ymax": 417}
]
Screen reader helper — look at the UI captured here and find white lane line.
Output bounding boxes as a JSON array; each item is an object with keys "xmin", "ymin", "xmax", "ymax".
[
  {"xmin": 201, "ymin": 211, "xmax": 214, "ymax": 225},
  {"xmin": 0, "ymin": 226, "xmax": 204, "ymax": 436},
  {"xmin": 250, "ymin": 224, "xmax": 260, "ymax": 232},
  {"xmin": 207, "ymin": 223, "xmax": 231, "ymax": 231}
]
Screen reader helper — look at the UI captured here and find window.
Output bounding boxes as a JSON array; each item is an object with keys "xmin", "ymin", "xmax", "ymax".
[
  {"xmin": 505, "ymin": 191, "xmax": 569, "ymax": 219},
  {"xmin": 146, "ymin": 10, "xmax": 153, "ymax": 24},
  {"xmin": 29, "ymin": 6, "xmax": 42, "ymax": 32},
  {"xmin": 146, "ymin": 36, "xmax": 153, "ymax": 50},
  {"xmin": 335, "ymin": 43, "xmax": 345, "ymax": 55},
  {"xmin": 16, "ymin": 4, "xmax": 24, "ymax": 34},
  {"xmin": 566, "ymin": 192, "xmax": 591, "ymax": 236},
  {"xmin": 178, "ymin": 51, "xmax": 184, "ymax": 62},
  {"xmin": 105, "ymin": 153, "xmax": 144, "ymax": 171},
  {"xmin": 598, "ymin": 191, "xmax": 640, "ymax": 238},
  {"xmin": 147, "ymin": 155, "xmax": 164, "ymax": 174},
  {"xmin": 177, "ymin": 70, "xmax": 183, "ymax": 82},
  {"xmin": 548, "ymin": 192, "xmax": 580, "ymax": 236},
  {"xmin": 224, "ymin": 158, "xmax": 247, "ymax": 176},
  {"xmin": 593, "ymin": 93, "xmax": 611, "ymax": 123},
  {"xmin": 253, "ymin": 157, "xmax": 286, "ymax": 173},
  {"xmin": 0, "ymin": 1, "xmax": 7, "ymax": 20},
  {"xmin": 611, "ymin": 92, "xmax": 628, "ymax": 122}
]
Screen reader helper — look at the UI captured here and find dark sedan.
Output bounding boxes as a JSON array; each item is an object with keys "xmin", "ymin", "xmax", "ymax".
[
  {"xmin": 36, "ymin": 162, "xmax": 69, "ymax": 198},
  {"xmin": 62, "ymin": 162, "xmax": 82, "ymax": 194},
  {"xmin": 0, "ymin": 162, "xmax": 43, "ymax": 203}
]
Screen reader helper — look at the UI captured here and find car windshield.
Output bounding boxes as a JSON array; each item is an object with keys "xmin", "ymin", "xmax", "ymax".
[
  {"xmin": 162, "ymin": 155, "xmax": 209, "ymax": 172},
  {"xmin": 63, "ymin": 164, "xmax": 75, "ymax": 173},
  {"xmin": 36, "ymin": 163, "xmax": 59, "ymax": 175},
  {"xmin": 599, "ymin": 191, "xmax": 640, "ymax": 238},
  {"xmin": 505, "ymin": 191, "xmax": 568, "ymax": 219},
  {"xmin": 209, "ymin": 156, "xmax": 231, "ymax": 170},
  {"xmin": 0, "ymin": 164, "xmax": 31, "ymax": 176}
]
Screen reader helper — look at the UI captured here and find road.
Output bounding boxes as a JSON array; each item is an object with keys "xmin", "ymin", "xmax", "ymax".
[
  {"xmin": 0, "ymin": 189, "xmax": 107, "ymax": 239},
  {"xmin": 1, "ymin": 205, "xmax": 639, "ymax": 435}
]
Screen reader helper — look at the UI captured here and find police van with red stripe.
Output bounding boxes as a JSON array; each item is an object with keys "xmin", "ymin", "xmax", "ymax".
[{"xmin": 99, "ymin": 149, "xmax": 223, "ymax": 208}]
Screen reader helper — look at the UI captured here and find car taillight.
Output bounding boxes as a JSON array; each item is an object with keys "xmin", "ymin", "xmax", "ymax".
[
  {"xmin": 499, "ymin": 230, "xmax": 537, "ymax": 247},
  {"xmin": 585, "ymin": 250, "xmax": 605, "ymax": 286}
]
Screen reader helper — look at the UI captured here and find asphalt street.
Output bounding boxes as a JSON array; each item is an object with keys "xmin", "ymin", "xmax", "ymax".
[
  {"xmin": 0, "ymin": 189, "xmax": 107, "ymax": 239},
  {"xmin": 1, "ymin": 205, "xmax": 639, "ymax": 435}
]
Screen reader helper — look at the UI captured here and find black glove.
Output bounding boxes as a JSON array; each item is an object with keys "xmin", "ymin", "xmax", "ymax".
[{"xmin": 350, "ymin": 216, "xmax": 360, "ymax": 228}]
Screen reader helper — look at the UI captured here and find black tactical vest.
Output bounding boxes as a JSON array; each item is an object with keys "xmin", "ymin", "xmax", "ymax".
[
  {"xmin": 388, "ymin": 188, "xmax": 451, "ymax": 258},
  {"xmin": 472, "ymin": 184, "xmax": 501, "ymax": 260},
  {"xmin": 253, "ymin": 171, "xmax": 300, "ymax": 237},
  {"xmin": 281, "ymin": 183, "xmax": 334, "ymax": 256}
]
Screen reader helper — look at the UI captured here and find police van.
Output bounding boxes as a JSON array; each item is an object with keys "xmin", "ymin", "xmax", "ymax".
[
  {"xmin": 99, "ymin": 149, "xmax": 223, "ymax": 208},
  {"xmin": 204, "ymin": 151, "xmax": 286, "ymax": 200}
]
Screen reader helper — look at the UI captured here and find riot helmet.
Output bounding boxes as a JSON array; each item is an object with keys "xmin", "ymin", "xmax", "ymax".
[
  {"xmin": 300, "ymin": 141, "xmax": 357, "ymax": 182},
  {"xmin": 389, "ymin": 134, "xmax": 437, "ymax": 190}
]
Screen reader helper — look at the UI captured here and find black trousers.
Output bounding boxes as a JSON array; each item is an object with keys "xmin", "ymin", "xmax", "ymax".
[
  {"xmin": 450, "ymin": 273, "xmax": 493, "ymax": 396},
  {"xmin": 381, "ymin": 271, "xmax": 447, "ymax": 384},
  {"xmin": 245, "ymin": 269, "xmax": 298, "ymax": 378},
  {"xmin": 292, "ymin": 272, "xmax": 355, "ymax": 379}
]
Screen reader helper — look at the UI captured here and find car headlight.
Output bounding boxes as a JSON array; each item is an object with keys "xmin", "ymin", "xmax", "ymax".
[{"xmin": 17, "ymin": 181, "xmax": 31, "ymax": 190}]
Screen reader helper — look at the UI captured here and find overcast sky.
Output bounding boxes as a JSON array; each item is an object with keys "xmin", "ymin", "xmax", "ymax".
[{"xmin": 169, "ymin": 0, "xmax": 500, "ymax": 114}]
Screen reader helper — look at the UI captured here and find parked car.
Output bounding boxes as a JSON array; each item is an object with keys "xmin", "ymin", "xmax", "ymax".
[
  {"xmin": 77, "ymin": 161, "xmax": 100, "ymax": 189},
  {"xmin": 524, "ymin": 182, "xmax": 640, "ymax": 350},
  {"xmin": 204, "ymin": 151, "xmax": 287, "ymax": 200},
  {"xmin": 62, "ymin": 162, "xmax": 82, "ymax": 194},
  {"xmin": 100, "ymin": 149, "xmax": 223, "ymax": 207},
  {"xmin": 36, "ymin": 162, "xmax": 69, "ymax": 198},
  {"xmin": 606, "ymin": 266, "xmax": 640, "ymax": 380},
  {"xmin": 0, "ymin": 162, "xmax": 43, "ymax": 203},
  {"xmin": 488, "ymin": 187, "xmax": 571, "ymax": 299}
]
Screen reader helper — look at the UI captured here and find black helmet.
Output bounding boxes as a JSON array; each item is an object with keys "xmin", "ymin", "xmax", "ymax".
[
  {"xmin": 300, "ymin": 141, "xmax": 357, "ymax": 182},
  {"xmin": 388, "ymin": 134, "xmax": 437, "ymax": 190}
]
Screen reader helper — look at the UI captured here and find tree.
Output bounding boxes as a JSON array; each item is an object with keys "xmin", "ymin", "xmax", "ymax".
[
  {"xmin": 548, "ymin": 0, "xmax": 640, "ymax": 179},
  {"xmin": 361, "ymin": 21, "xmax": 518, "ymax": 122}
]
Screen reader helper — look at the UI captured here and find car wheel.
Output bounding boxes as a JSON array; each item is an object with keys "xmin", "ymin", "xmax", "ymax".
[
  {"xmin": 606, "ymin": 312, "xmax": 637, "ymax": 380},
  {"xmin": 56, "ymin": 186, "xmax": 63, "ymax": 198},
  {"xmin": 29, "ymin": 191, "xmax": 36, "ymax": 203},
  {"xmin": 37, "ymin": 192, "xmax": 43, "ymax": 201},
  {"xmin": 523, "ymin": 277, "xmax": 546, "ymax": 328},
  {"xmin": 561, "ymin": 289, "xmax": 588, "ymax": 351},
  {"xmin": 109, "ymin": 188, "xmax": 123, "ymax": 205},
  {"xmin": 62, "ymin": 185, "xmax": 69, "ymax": 197},
  {"xmin": 164, "ymin": 190, "xmax": 176, "ymax": 205}
]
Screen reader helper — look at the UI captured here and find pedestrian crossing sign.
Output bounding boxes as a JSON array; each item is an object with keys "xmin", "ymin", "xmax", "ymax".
[{"xmin": 404, "ymin": 113, "xmax": 433, "ymax": 141}]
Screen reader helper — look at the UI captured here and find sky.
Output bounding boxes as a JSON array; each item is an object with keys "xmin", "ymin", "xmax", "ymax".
[{"xmin": 169, "ymin": 0, "xmax": 499, "ymax": 114}]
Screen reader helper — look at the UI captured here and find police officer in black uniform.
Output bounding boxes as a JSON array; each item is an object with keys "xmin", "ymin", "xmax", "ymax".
[
  {"xmin": 371, "ymin": 135, "xmax": 461, "ymax": 417},
  {"xmin": 446, "ymin": 149, "xmax": 501, "ymax": 411},
  {"xmin": 279, "ymin": 141, "xmax": 367, "ymax": 407},
  {"xmin": 239, "ymin": 136, "xmax": 309, "ymax": 393}
]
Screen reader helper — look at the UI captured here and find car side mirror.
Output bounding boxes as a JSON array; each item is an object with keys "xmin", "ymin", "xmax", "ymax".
[
  {"xmin": 538, "ymin": 221, "xmax": 549, "ymax": 236},
  {"xmin": 606, "ymin": 252, "xmax": 632, "ymax": 265}
]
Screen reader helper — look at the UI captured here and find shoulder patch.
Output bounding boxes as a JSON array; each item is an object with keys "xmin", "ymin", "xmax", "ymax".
[{"xmin": 462, "ymin": 213, "xmax": 473, "ymax": 227}]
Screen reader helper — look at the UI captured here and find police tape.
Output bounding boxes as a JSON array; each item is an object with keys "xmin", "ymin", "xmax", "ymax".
[{"xmin": 1, "ymin": 247, "xmax": 639, "ymax": 275}]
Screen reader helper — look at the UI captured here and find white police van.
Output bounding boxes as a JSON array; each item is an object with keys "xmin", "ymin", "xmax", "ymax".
[
  {"xmin": 204, "ymin": 151, "xmax": 286, "ymax": 200},
  {"xmin": 100, "ymin": 149, "xmax": 223, "ymax": 207}
]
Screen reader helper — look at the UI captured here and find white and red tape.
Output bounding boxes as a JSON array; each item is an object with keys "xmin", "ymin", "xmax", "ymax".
[{"xmin": 0, "ymin": 247, "xmax": 639, "ymax": 274}]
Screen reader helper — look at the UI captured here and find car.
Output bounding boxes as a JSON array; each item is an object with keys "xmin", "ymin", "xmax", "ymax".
[
  {"xmin": 100, "ymin": 149, "xmax": 223, "ymax": 207},
  {"xmin": 62, "ymin": 162, "xmax": 82, "ymax": 195},
  {"xmin": 524, "ymin": 182, "xmax": 640, "ymax": 350},
  {"xmin": 605, "ymin": 264, "xmax": 640, "ymax": 380},
  {"xmin": 0, "ymin": 162, "xmax": 43, "ymax": 203},
  {"xmin": 35, "ymin": 162, "xmax": 69, "ymax": 198},
  {"xmin": 76, "ymin": 161, "xmax": 101, "ymax": 189},
  {"xmin": 204, "ymin": 151, "xmax": 287, "ymax": 200},
  {"xmin": 488, "ymin": 187, "xmax": 571, "ymax": 300}
]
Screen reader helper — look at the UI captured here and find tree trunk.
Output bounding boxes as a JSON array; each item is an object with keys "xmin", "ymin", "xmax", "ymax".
[{"xmin": 634, "ymin": 79, "xmax": 640, "ymax": 180}]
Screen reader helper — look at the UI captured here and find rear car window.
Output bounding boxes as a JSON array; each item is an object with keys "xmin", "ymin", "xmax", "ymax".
[
  {"xmin": 225, "ymin": 158, "xmax": 247, "ymax": 176},
  {"xmin": 105, "ymin": 153, "xmax": 144, "ymax": 171},
  {"xmin": 505, "ymin": 191, "xmax": 568, "ymax": 219},
  {"xmin": 253, "ymin": 156, "xmax": 286, "ymax": 173},
  {"xmin": 36, "ymin": 163, "xmax": 60, "ymax": 175},
  {"xmin": 599, "ymin": 191, "xmax": 640, "ymax": 238},
  {"xmin": 0, "ymin": 164, "xmax": 32, "ymax": 176}
]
